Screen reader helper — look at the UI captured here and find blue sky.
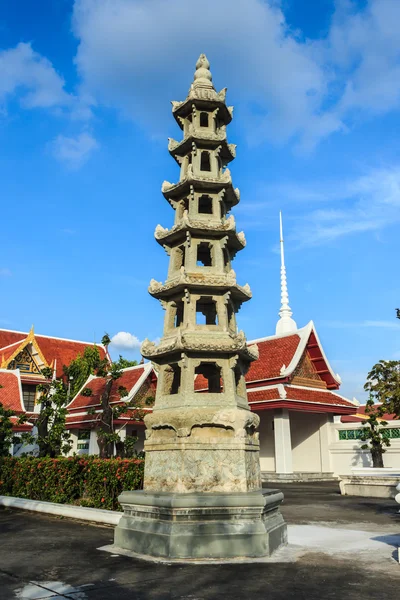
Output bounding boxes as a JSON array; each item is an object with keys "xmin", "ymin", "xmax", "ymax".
[{"xmin": 1, "ymin": 0, "xmax": 399, "ymax": 402}]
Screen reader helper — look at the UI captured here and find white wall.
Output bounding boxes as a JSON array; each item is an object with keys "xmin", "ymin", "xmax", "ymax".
[
  {"xmin": 330, "ymin": 422, "xmax": 400, "ymax": 475},
  {"xmin": 290, "ymin": 411, "xmax": 323, "ymax": 472},
  {"xmin": 256, "ymin": 411, "xmax": 275, "ymax": 472}
]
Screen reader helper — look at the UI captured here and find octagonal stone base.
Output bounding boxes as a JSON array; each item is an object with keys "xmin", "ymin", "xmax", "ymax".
[{"xmin": 114, "ymin": 489, "xmax": 287, "ymax": 560}]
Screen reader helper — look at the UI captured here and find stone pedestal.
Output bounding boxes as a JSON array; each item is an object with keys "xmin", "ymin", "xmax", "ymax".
[{"xmin": 114, "ymin": 489, "xmax": 287, "ymax": 559}]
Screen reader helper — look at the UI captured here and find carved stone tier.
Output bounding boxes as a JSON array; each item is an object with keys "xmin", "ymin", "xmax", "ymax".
[
  {"xmin": 142, "ymin": 330, "xmax": 259, "ymax": 361},
  {"xmin": 172, "ymin": 94, "xmax": 233, "ymax": 127},
  {"xmin": 148, "ymin": 272, "xmax": 252, "ymax": 302},
  {"xmin": 162, "ymin": 170, "xmax": 240, "ymax": 207},
  {"xmin": 154, "ymin": 216, "xmax": 245, "ymax": 251},
  {"xmin": 169, "ymin": 136, "xmax": 236, "ymax": 164},
  {"xmin": 143, "ymin": 406, "xmax": 261, "ymax": 493}
]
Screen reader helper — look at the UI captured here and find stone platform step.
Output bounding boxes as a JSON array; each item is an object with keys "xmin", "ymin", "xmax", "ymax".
[{"xmin": 262, "ymin": 472, "xmax": 338, "ymax": 483}]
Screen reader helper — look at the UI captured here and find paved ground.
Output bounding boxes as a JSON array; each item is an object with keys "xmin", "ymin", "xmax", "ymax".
[{"xmin": 0, "ymin": 482, "xmax": 399, "ymax": 600}]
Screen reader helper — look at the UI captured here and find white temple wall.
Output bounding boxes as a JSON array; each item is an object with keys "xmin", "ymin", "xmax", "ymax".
[
  {"xmin": 290, "ymin": 411, "xmax": 323, "ymax": 472},
  {"xmin": 329, "ymin": 422, "xmax": 400, "ymax": 475},
  {"xmin": 256, "ymin": 411, "xmax": 275, "ymax": 472}
]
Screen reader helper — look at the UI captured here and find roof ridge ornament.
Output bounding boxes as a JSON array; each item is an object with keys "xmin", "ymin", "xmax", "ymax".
[{"xmin": 276, "ymin": 212, "xmax": 297, "ymax": 335}]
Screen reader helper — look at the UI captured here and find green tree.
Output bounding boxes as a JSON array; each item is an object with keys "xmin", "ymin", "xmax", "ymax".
[
  {"xmin": 360, "ymin": 397, "xmax": 390, "ymax": 468},
  {"xmin": 83, "ymin": 334, "xmax": 144, "ymax": 458},
  {"xmin": 64, "ymin": 345, "xmax": 102, "ymax": 399},
  {"xmin": 0, "ymin": 401, "xmax": 28, "ymax": 457},
  {"xmin": 34, "ymin": 367, "xmax": 73, "ymax": 458},
  {"xmin": 364, "ymin": 360, "xmax": 400, "ymax": 420},
  {"xmin": 114, "ymin": 355, "xmax": 138, "ymax": 369}
]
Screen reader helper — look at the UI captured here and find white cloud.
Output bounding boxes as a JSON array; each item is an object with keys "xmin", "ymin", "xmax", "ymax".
[
  {"xmin": 51, "ymin": 132, "xmax": 99, "ymax": 168},
  {"xmin": 279, "ymin": 165, "xmax": 400, "ymax": 246},
  {"xmin": 110, "ymin": 331, "xmax": 142, "ymax": 350},
  {"xmin": 0, "ymin": 42, "xmax": 91, "ymax": 119},
  {"xmin": 238, "ymin": 164, "xmax": 400, "ymax": 244},
  {"xmin": 0, "ymin": 268, "xmax": 12, "ymax": 277},
  {"xmin": 70, "ymin": 0, "xmax": 400, "ymax": 149},
  {"xmin": 323, "ymin": 319, "xmax": 400, "ymax": 330},
  {"xmin": 72, "ymin": 0, "xmax": 338, "ymax": 146},
  {"xmin": 328, "ymin": 0, "xmax": 400, "ymax": 117}
]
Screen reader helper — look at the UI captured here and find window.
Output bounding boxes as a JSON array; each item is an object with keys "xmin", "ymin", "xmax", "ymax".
[
  {"xmin": 339, "ymin": 428, "xmax": 400, "ymax": 440},
  {"xmin": 198, "ymin": 195, "xmax": 213, "ymax": 214},
  {"xmin": 200, "ymin": 151, "xmax": 211, "ymax": 172},
  {"xmin": 195, "ymin": 362, "xmax": 223, "ymax": 393},
  {"xmin": 163, "ymin": 364, "xmax": 181, "ymax": 395},
  {"xmin": 77, "ymin": 430, "xmax": 90, "ymax": 450},
  {"xmin": 22, "ymin": 385, "xmax": 36, "ymax": 412},
  {"xmin": 196, "ymin": 297, "xmax": 218, "ymax": 325},
  {"xmin": 197, "ymin": 242, "xmax": 213, "ymax": 266},
  {"xmin": 200, "ymin": 112, "xmax": 209, "ymax": 127},
  {"xmin": 338, "ymin": 430, "xmax": 363, "ymax": 440},
  {"xmin": 382, "ymin": 428, "xmax": 400, "ymax": 439}
]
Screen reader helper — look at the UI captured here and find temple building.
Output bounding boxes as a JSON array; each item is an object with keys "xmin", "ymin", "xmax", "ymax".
[{"xmin": 0, "ymin": 327, "xmax": 108, "ymax": 420}]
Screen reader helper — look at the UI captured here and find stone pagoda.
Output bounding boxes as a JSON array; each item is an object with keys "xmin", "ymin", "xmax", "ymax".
[{"xmin": 114, "ymin": 54, "xmax": 287, "ymax": 559}]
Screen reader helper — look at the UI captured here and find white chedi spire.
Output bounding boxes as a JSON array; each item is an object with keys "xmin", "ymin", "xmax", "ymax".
[{"xmin": 276, "ymin": 212, "xmax": 297, "ymax": 335}]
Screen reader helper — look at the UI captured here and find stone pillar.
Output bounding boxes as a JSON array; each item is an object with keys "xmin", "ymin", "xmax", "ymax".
[
  {"xmin": 114, "ymin": 54, "xmax": 287, "ymax": 560},
  {"xmin": 319, "ymin": 414, "xmax": 333, "ymax": 473},
  {"xmin": 274, "ymin": 409, "xmax": 293, "ymax": 474}
]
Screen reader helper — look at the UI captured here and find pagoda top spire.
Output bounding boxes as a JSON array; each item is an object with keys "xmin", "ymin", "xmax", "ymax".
[
  {"xmin": 193, "ymin": 54, "xmax": 214, "ymax": 89},
  {"xmin": 276, "ymin": 212, "xmax": 297, "ymax": 336}
]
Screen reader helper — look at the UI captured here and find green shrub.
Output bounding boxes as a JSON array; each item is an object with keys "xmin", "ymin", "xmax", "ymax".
[{"xmin": 0, "ymin": 456, "xmax": 144, "ymax": 511}]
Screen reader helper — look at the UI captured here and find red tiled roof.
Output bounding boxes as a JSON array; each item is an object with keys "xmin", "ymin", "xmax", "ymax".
[
  {"xmin": 284, "ymin": 386, "xmax": 354, "ymax": 407},
  {"xmin": 10, "ymin": 416, "xmax": 34, "ymax": 431},
  {"xmin": 194, "ymin": 373, "xmax": 210, "ymax": 391},
  {"xmin": 247, "ymin": 388, "xmax": 280, "ymax": 401},
  {"xmin": 0, "ymin": 341, "xmax": 23, "ymax": 362},
  {"xmin": 0, "ymin": 329, "xmax": 108, "ymax": 377},
  {"xmin": 341, "ymin": 404, "xmax": 397, "ymax": 422},
  {"xmin": 66, "ymin": 405, "xmax": 148, "ymax": 427},
  {"xmin": 248, "ymin": 385, "xmax": 355, "ymax": 408},
  {"xmin": 68, "ymin": 366, "xmax": 148, "ymax": 411},
  {"xmin": 0, "ymin": 369, "xmax": 24, "ymax": 412},
  {"xmin": 246, "ymin": 334, "xmax": 301, "ymax": 382},
  {"xmin": 66, "ymin": 413, "xmax": 100, "ymax": 426}
]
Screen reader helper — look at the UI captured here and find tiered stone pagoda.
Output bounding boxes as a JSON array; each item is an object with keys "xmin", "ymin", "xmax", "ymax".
[{"xmin": 114, "ymin": 55, "xmax": 287, "ymax": 559}]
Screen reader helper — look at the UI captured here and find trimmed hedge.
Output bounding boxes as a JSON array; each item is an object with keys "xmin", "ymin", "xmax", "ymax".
[{"xmin": 0, "ymin": 456, "xmax": 144, "ymax": 511}]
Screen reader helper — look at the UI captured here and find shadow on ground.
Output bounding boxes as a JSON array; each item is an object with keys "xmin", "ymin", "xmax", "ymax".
[{"xmin": 1, "ymin": 482, "xmax": 399, "ymax": 599}]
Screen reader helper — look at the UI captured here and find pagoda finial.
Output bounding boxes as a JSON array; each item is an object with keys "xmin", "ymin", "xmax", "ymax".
[
  {"xmin": 193, "ymin": 53, "xmax": 214, "ymax": 89},
  {"xmin": 276, "ymin": 212, "xmax": 297, "ymax": 335}
]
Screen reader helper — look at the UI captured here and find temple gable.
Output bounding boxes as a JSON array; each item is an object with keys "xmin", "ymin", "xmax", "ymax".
[
  {"xmin": 291, "ymin": 351, "xmax": 327, "ymax": 389},
  {"xmin": 8, "ymin": 344, "xmax": 43, "ymax": 374}
]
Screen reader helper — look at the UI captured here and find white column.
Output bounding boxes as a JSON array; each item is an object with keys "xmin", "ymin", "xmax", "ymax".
[
  {"xmin": 274, "ymin": 408, "xmax": 293, "ymax": 473},
  {"xmin": 89, "ymin": 430, "xmax": 99, "ymax": 455},
  {"xmin": 69, "ymin": 431, "xmax": 78, "ymax": 456},
  {"xmin": 319, "ymin": 414, "xmax": 333, "ymax": 473}
]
